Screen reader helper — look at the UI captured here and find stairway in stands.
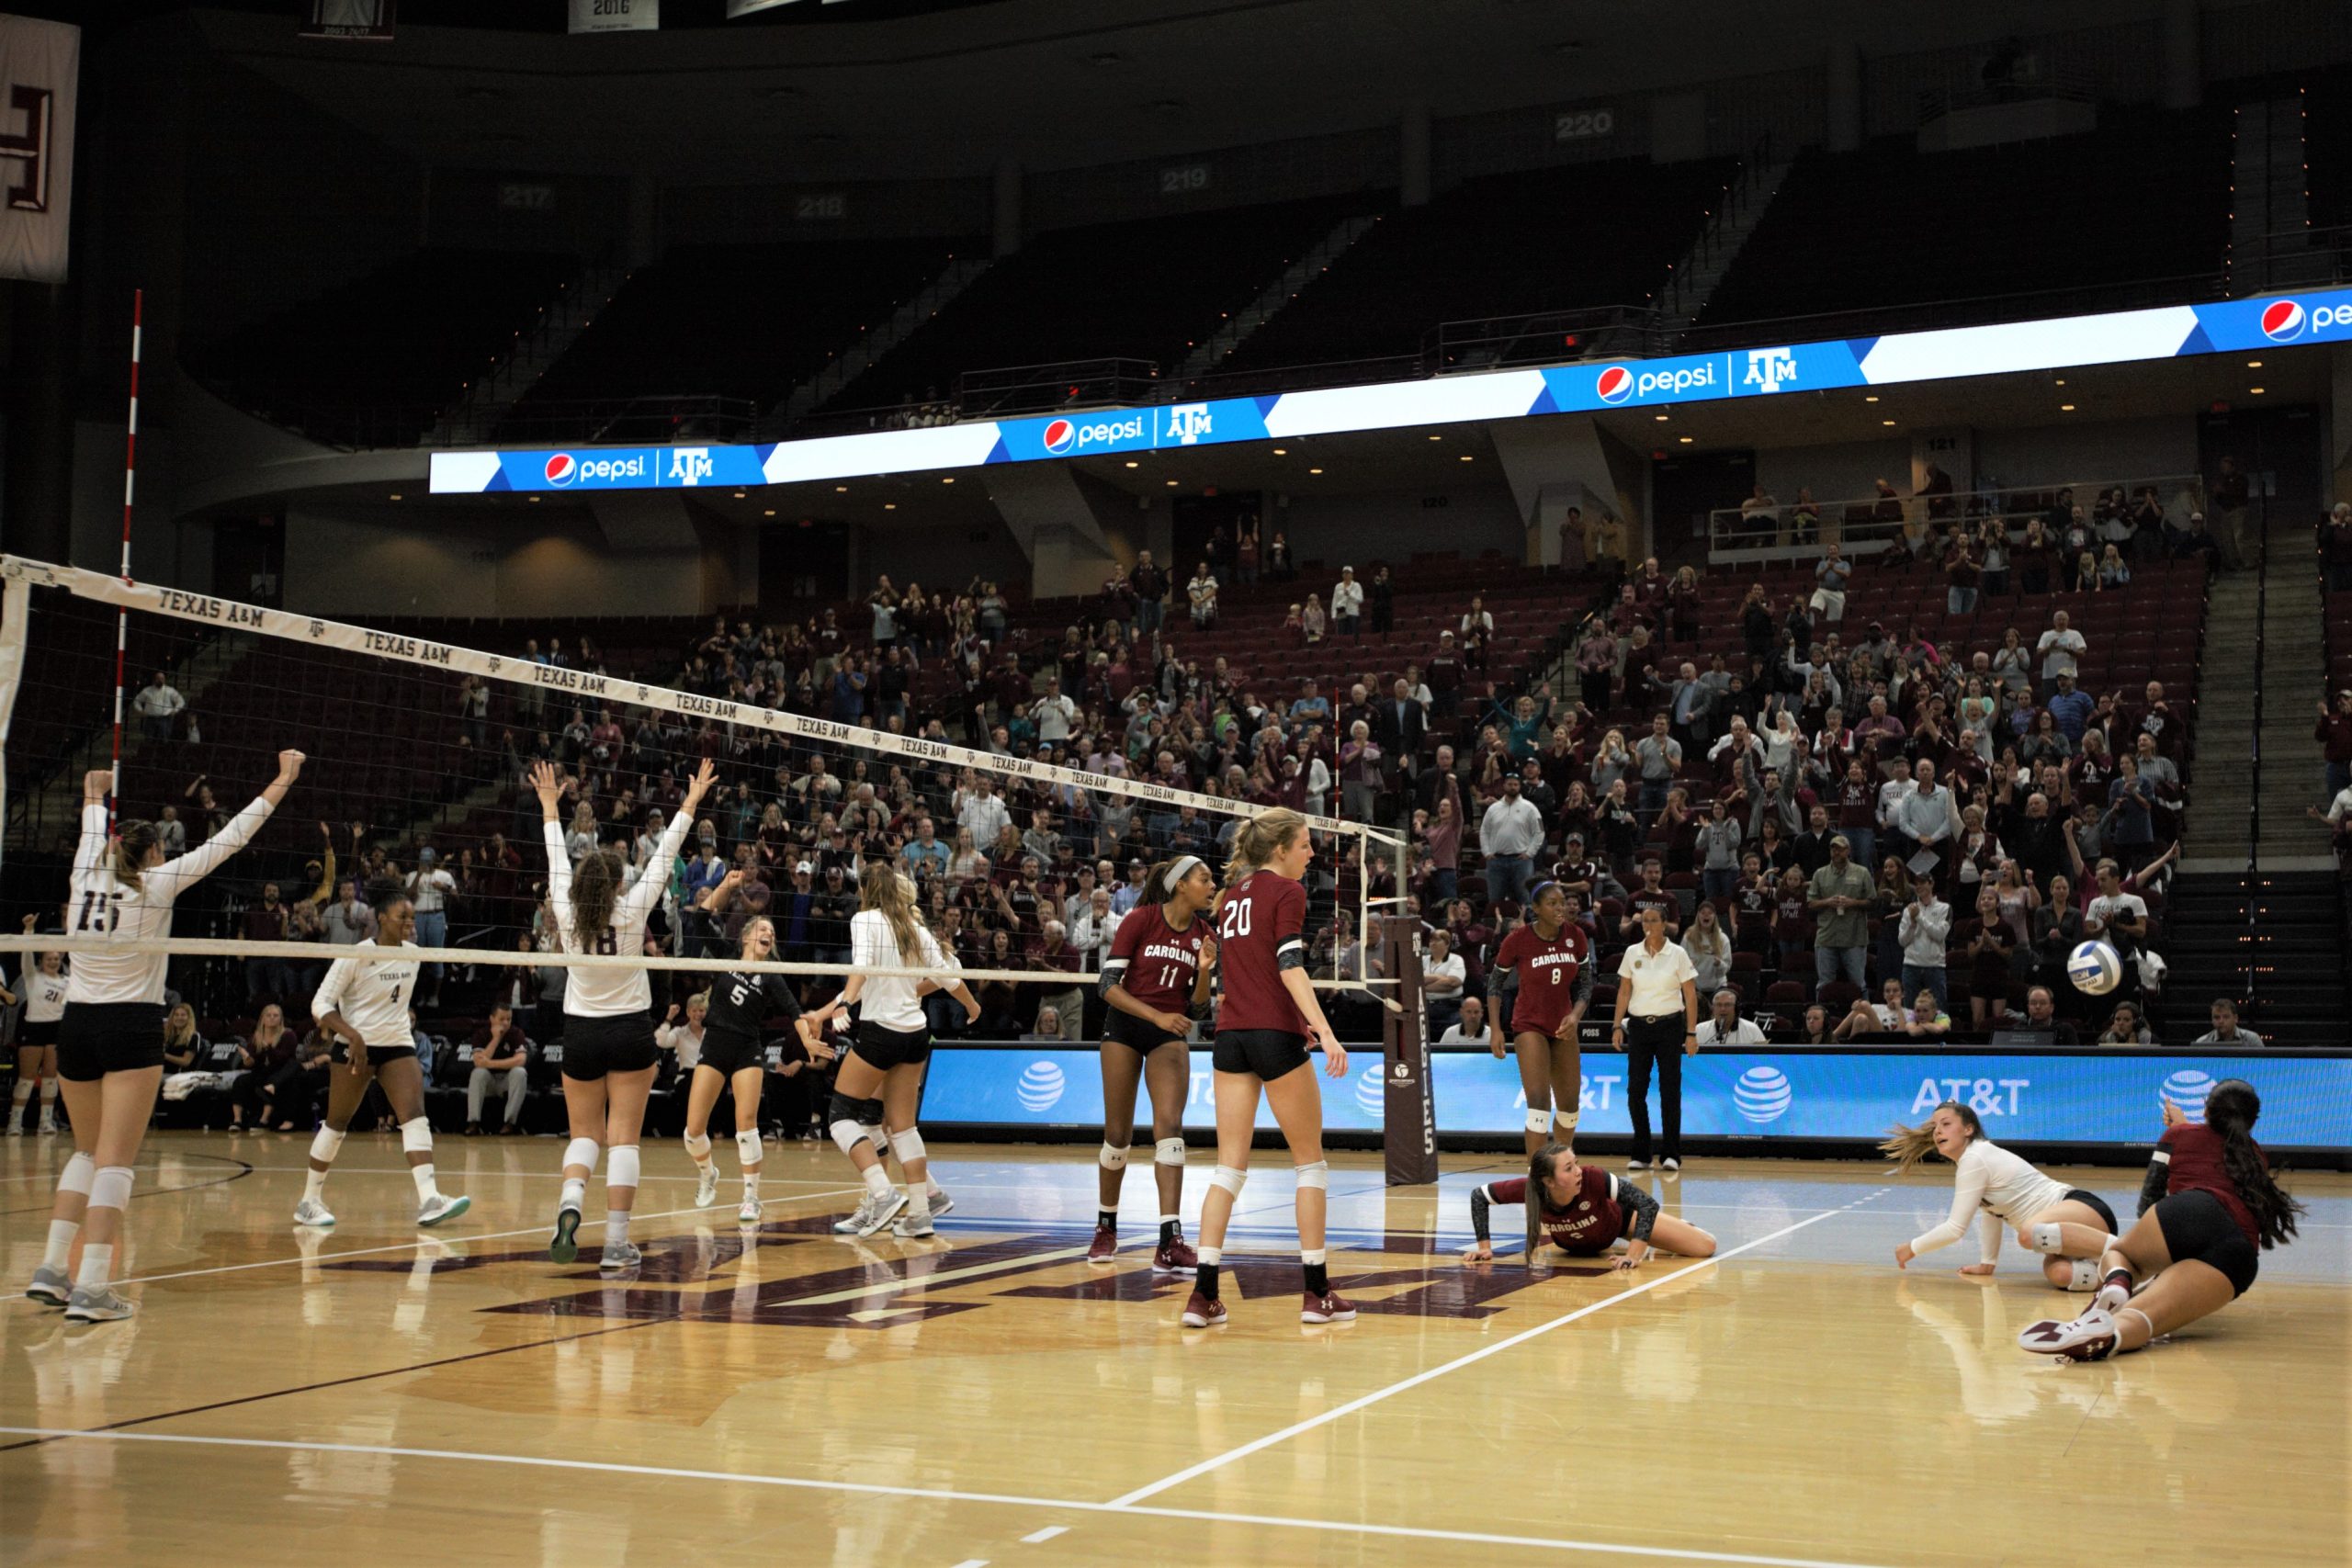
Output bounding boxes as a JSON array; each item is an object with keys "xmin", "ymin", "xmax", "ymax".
[{"xmin": 2161, "ymin": 871, "xmax": 2341, "ymax": 1046}]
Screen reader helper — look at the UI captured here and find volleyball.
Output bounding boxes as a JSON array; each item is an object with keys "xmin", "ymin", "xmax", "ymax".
[{"xmin": 2066, "ymin": 941, "xmax": 2123, "ymax": 995}]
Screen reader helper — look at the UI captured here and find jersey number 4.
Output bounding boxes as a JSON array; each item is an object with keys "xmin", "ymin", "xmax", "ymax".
[
  {"xmin": 75, "ymin": 891, "xmax": 125, "ymax": 932},
  {"xmin": 1218, "ymin": 902, "xmax": 1253, "ymax": 940}
]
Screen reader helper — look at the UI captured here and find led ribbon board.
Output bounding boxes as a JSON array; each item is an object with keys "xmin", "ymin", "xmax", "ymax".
[{"xmin": 430, "ymin": 288, "xmax": 2352, "ymax": 494}]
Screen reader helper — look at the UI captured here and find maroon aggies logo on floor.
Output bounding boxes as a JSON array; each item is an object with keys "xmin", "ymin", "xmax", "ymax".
[{"xmin": 330, "ymin": 1220, "xmax": 1607, "ymax": 1329}]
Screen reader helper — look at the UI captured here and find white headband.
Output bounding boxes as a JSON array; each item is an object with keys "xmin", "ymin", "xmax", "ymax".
[{"xmin": 1164, "ymin": 855, "xmax": 1204, "ymax": 891}]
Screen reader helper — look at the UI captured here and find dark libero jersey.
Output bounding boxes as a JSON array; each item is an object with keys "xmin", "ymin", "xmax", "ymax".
[{"xmin": 706, "ymin": 968, "xmax": 801, "ymax": 1042}]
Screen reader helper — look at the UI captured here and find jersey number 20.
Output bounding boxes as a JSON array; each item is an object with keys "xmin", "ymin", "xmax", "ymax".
[{"xmin": 1219, "ymin": 901, "xmax": 1252, "ymax": 941}]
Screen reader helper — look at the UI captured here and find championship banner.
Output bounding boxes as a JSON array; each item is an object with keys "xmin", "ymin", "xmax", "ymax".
[
  {"xmin": 570, "ymin": 0, "xmax": 659, "ymax": 33},
  {"xmin": 0, "ymin": 14, "xmax": 76, "ymax": 285},
  {"xmin": 300, "ymin": 2, "xmax": 396, "ymax": 40}
]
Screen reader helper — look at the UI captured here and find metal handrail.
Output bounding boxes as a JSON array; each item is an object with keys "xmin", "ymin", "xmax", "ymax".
[{"xmin": 1704, "ymin": 473, "xmax": 2207, "ymax": 564}]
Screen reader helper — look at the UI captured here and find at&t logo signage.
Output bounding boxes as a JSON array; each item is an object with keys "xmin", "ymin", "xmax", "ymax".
[
  {"xmin": 1016, "ymin": 1060, "xmax": 1065, "ymax": 1111},
  {"xmin": 1733, "ymin": 1065, "xmax": 1792, "ymax": 1123}
]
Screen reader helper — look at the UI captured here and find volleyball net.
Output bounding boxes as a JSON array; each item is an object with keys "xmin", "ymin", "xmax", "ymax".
[{"xmin": 0, "ymin": 555, "xmax": 1407, "ymax": 1032}]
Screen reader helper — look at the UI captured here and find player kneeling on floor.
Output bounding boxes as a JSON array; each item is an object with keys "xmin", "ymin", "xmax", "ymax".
[{"xmin": 1465, "ymin": 1142, "xmax": 1716, "ymax": 1269}]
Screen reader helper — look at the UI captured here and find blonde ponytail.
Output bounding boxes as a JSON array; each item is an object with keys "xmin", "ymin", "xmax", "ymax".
[
  {"xmin": 1225, "ymin": 807, "xmax": 1306, "ymax": 887},
  {"xmin": 860, "ymin": 862, "xmax": 924, "ymax": 964}
]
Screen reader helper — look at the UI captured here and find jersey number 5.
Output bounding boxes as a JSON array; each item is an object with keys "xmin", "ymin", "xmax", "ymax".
[
  {"xmin": 1219, "ymin": 901, "xmax": 1252, "ymax": 941},
  {"xmin": 75, "ymin": 891, "xmax": 123, "ymax": 932}
]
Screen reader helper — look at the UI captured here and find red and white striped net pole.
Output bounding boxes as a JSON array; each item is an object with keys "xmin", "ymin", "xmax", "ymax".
[{"xmin": 108, "ymin": 288, "xmax": 142, "ymax": 829}]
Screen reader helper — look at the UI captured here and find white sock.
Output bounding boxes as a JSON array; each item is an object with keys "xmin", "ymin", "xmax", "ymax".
[
  {"xmin": 1301, "ymin": 1247, "xmax": 1328, "ymax": 1265},
  {"xmin": 606, "ymin": 1211, "xmax": 631, "ymax": 1247},
  {"xmin": 560, "ymin": 1178, "xmax": 586, "ymax": 1213},
  {"xmin": 927, "ymin": 1178, "xmax": 944, "ymax": 1197},
  {"xmin": 906, "ymin": 1184, "xmax": 931, "ymax": 1217},
  {"xmin": 741, "ymin": 1171, "xmax": 760, "ymax": 1199},
  {"xmin": 861, "ymin": 1164, "xmax": 893, "ymax": 1199},
  {"xmin": 1159, "ymin": 1213, "xmax": 1181, "ymax": 1226},
  {"xmin": 410, "ymin": 1163, "xmax": 438, "ymax": 1202},
  {"xmin": 40, "ymin": 1082, "xmax": 57, "ymax": 1115},
  {"xmin": 41, "ymin": 1219, "xmax": 78, "ymax": 1272},
  {"xmin": 303, "ymin": 1168, "xmax": 329, "ymax": 1201},
  {"xmin": 1196, "ymin": 1245, "xmax": 1223, "ymax": 1267},
  {"xmin": 74, "ymin": 1243, "xmax": 113, "ymax": 1291},
  {"xmin": 10, "ymin": 1083, "xmax": 28, "ymax": 1113}
]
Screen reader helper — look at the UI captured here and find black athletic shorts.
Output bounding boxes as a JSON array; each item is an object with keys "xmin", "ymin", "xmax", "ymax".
[
  {"xmin": 1104, "ymin": 1009, "xmax": 1188, "ymax": 1055},
  {"xmin": 2153, "ymin": 1190, "xmax": 2260, "ymax": 1297},
  {"xmin": 57, "ymin": 1002, "xmax": 165, "ymax": 1081},
  {"xmin": 330, "ymin": 1039, "xmax": 417, "ymax": 1067},
  {"xmin": 852, "ymin": 1019, "xmax": 932, "ymax": 1071},
  {"xmin": 1212, "ymin": 1028, "xmax": 1311, "ymax": 1079},
  {"xmin": 17, "ymin": 1016, "xmax": 61, "ymax": 1051},
  {"xmin": 697, "ymin": 1028, "xmax": 766, "ymax": 1077},
  {"xmin": 2062, "ymin": 1188, "xmax": 2120, "ymax": 1235},
  {"xmin": 560, "ymin": 1013, "xmax": 660, "ymax": 1080}
]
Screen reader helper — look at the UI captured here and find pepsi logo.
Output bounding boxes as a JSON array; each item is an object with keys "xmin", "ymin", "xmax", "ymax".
[
  {"xmin": 1595, "ymin": 366, "xmax": 1634, "ymax": 405},
  {"xmin": 1042, "ymin": 419, "xmax": 1076, "ymax": 455},
  {"xmin": 2259, "ymin": 299, "xmax": 2305, "ymax": 342},
  {"xmin": 544, "ymin": 453, "xmax": 578, "ymax": 486}
]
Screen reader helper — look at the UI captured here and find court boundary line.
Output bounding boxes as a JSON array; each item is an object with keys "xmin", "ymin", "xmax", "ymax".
[
  {"xmin": 1103, "ymin": 1186, "xmax": 1894, "ymax": 1508},
  {"xmin": 0, "ymin": 1427, "xmax": 1904, "ymax": 1568}
]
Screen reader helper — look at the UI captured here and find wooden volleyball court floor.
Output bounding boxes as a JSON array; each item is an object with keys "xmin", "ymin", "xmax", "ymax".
[{"xmin": 2, "ymin": 1134, "xmax": 2346, "ymax": 1567}]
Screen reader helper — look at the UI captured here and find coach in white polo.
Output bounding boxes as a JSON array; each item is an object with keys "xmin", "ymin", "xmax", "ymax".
[{"xmin": 1611, "ymin": 905, "xmax": 1699, "ymax": 1173}]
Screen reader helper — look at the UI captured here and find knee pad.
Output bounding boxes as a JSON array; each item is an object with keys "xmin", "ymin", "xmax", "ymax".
[
  {"xmin": 829, "ymin": 1119, "xmax": 873, "ymax": 1158},
  {"xmin": 734, "ymin": 1130, "xmax": 763, "ymax": 1168},
  {"xmin": 889, "ymin": 1127, "xmax": 926, "ymax": 1166},
  {"xmin": 562, "ymin": 1135, "xmax": 602, "ymax": 1175},
  {"xmin": 1294, "ymin": 1158, "xmax": 1329, "ymax": 1191},
  {"xmin": 89, "ymin": 1165, "xmax": 135, "ymax": 1213},
  {"xmin": 1524, "ymin": 1109, "xmax": 1555, "ymax": 1135},
  {"xmin": 825, "ymin": 1089, "xmax": 868, "ymax": 1127},
  {"xmin": 310, "ymin": 1126, "xmax": 347, "ymax": 1165},
  {"xmin": 1210, "ymin": 1165, "xmax": 1248, "ymax": 1198},
  {"xmin": 2027, "ymin": 1222, "xmax": 2064, "ymax": 1254},
  {"xmin": 1154, "ymin": 1137, "xmax": 1185, "ymax": 1168},
  {"xmin": 606, "ymin": 1145, "xmax": 640, "ymax": 1189},
  {"xmin": 57, "ymin": 1151, "xmax": 96, "ymax": 1196},
  {"xmin": 2067, "ymin": 1258, "xmax": 2100, "ymax": 1292},
  {"xmin": 399, "ymin": 1117, "xmax": 433, "ymax": 1156},
  {"xmin": 1099, "ymin": 1142, "xmax": 1129, "ymax": 1171},
  {"xmin": 684, "ymin": 1132, "xmax": 713, "ymax": 1160}
]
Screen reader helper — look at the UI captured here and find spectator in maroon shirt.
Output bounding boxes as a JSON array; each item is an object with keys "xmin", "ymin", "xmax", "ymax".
[{"xmin": 244, "ymin": 882, "xmax": 290, "ymax": 1006}]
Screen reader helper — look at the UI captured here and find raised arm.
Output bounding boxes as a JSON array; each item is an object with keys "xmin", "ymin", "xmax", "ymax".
[
  {"xmin": 158, "ymin": 751, "xmax": 305, "ymax": 891},
  {"xmin": 74, "ymin": 772, "xmax": 113, "ymax": 878},
  {"xmin": 530, "ymin": 762, "xmax": 574, "ymax": 931}
]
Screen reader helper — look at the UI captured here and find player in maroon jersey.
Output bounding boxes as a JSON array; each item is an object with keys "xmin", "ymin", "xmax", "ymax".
[
  {"xmin": 1488, "ymin": 883, "xmax": 1594, "ymax": 1156},
  {"xmin": 2020, "ymin": 1079, "xmax": 2305, "ymax": 1360},
  {"xmin": 1464, "ymin": 1142, "xmax": 1717, "ymax": 1267},
  {"xmin": 1089, "ymin": 854, "xmax": 1218, "ymax": 1272},
  {"xmin": 1181, "ymin": 807, "xmax": 1352, "ymax": 1330}
]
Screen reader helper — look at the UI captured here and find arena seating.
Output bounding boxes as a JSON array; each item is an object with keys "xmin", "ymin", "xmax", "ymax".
[
  {"xmin": 499, "ymin": 238, "xmax": 973, "ymax": 439},
  {"xmin": 1697, "ymin": 110, "xmax": 2233, "ymax": 326},
  {"xmin": 187, "ymin": 248, "xmax": 579, "ymax": 448},
  {"xmin": 1216, "ymin": 157, "xmax": 1737, "ymax": 373},
  {"xmin": 821, "ymin": 195, "xmax": 1372, "ymax": 412}
]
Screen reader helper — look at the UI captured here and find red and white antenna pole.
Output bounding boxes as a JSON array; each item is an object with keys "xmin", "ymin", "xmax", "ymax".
[{"xmin": 108, "ymin": 288, "xmax": 141, "ymax": 828}]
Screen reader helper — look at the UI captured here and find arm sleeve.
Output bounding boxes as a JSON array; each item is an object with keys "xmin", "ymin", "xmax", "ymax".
[
  {"xmin": 1910, "ymin": 1147, "xmax": 1991, "ymax": 1257},
  {"xmin": 1609, "ymin": 1173, "xmax": 1662, "ymax": 1242},
  {"xmin": 2137, "ymin": 1144, "xmax": 2173, "ymax": 1215},
  {"xmin": 1574, "ymin": 959, "xmax": 1594, "ymax": 1005},
  {"xmin": 74, "ymin": 802, "xmax": 110, "ymax": 879},
  {"xmin": 1977, "ymin": 1211, "xmax": 2006, "ymax": 1267},
  {"xmin": 618, "ymin": 813, "xmax": 695, "ymax": 926},
  {"xmin": 156, "ymin": 795, "xmax": 277, "ymax": 895},
  {"xmin": 540, "ymin": 821, "xmax": 575, "ymax": 950},
  {"xmin": 1100, "ymin": 906, "xmax": 1142, "ymax": 995},
  {"xmin": 311, "ymin": 954, "xmax": 356, "ymax": 1021},
  {"xmin": 1471, "ymin": 1186, "xmax": 1492, "ymax": 1243}
]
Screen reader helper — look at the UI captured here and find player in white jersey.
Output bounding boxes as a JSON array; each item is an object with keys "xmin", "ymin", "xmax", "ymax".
[
  {"xmin": 7, "ymin": 914, "xmax": 69, "ymax": 1135},
  {"xmin": 1883, "ymin": 1100, "xmax": 2119, "ymax": 1289},
  {"xmin": 531, "ymin": 757, "xmax": 713, "ymax": 1270},
  {"xmin": 28, "ymin": 755, "xmax": 303, "ymax": 1323},
  {"xmin": 807, "ymin": 862, "xmax": 978, "ymax": 1239},
  {"xmin": 295, "ymin": 884, "xmax": 470, "ymax": 1230}
]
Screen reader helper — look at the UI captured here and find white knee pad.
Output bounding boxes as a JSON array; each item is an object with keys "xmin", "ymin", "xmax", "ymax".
[
  {"xmin": 829, "ymin": 1119, "xmax": 872, "ymax": 1158},
  {"xmin": 57, "ymin": 1151, "xmax": 96, "ymax": 1196},
  {"xmin": 1294, "ymin": 1158, "xmax": 1330, "ymax": 1191},
  {"xmin": 399, "ymin": 1117, "xmax": 433, "ymax": 1156},
  {"xmin": 1209, "ymin": 1165, "xmax": 1248, "ymax": 1198},
  {"xmin": 89, "ymin": 1165, "xmax": 135, "ymax": 1213},
  {"xmin": 310, "ymin": 1126, "xmax": 347, "ymax": 1166},
  {"xmin": 735, "ymin": 1130, "xmax": 763, "ymax": 1168},
  {"xmin": 888, "ymin": 1127, "xmax": 926, "ymax": 1166},
  {"xmin": 1524, "ymin": 1109, "xmax": 1555, "ymax": 1135},
  {"xmin": 684, "ymin": 1131, "xmax": 713, "ymax": 1159},
  {"xmin": 2027, "ymin": 1222, "xmax": 2065, "ymax": 1255},
  {"xmin": 606, "ymin": 1145, "xmax": 640, "ymax": 1190},
  {"xmin": 562, "ymin": 1136, "xmax": 602, "ymax": 1175},
  {"xmin": 2067, "ymin": 1258, "xmax": 2100, "ymax": 1292},
  {"xmin": 1099, "ymin": 1142, "xmax": 1129, "ymax": 1171},
  {"xmin": 1154, "ymin": 1137, "xmax": 1185, "ymax": 1168}
]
